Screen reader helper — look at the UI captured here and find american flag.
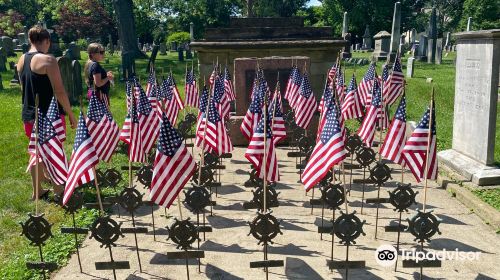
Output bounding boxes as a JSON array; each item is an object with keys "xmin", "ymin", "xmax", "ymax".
[
  {"xmin": 383, "ymin": 54, "xmax": 405, "ymax": 106},
  {"xmin": 145, "ymin": 70, "xmax": 156, "ymax": 96},
  {"xmin": 149, "ymin": 83, "xmax": 163, "ymax": 121},
  {"xmin": 27, "ymin": 109, "xmax": 68, "ymax": 185},
  {"xmin": 241, "ymin": 74, "xmax": 266, "ymax": 141},
  {"xmin": 213, "ymin": 76, "xmax": 231, "ymax": 119},
  {"xmin": 150, "ymin": 113, "xmax": 196, "ymax": 208},
  {"xmin": 357, "ymin": 79, "xmax": 384, "ymax": 147},
  {"xmin": 137, "ymin": 86, "xmax": 160, "ymax": 153},
  {"xmin": 270, "ymin": 84, "xmax": 286, "ymax": 144},
  {"xmin": 160, "ymin": 75, "xmax": 184, "ymax": 126},
  {"xmin": 194, "ymin": 85, "xmax": 211, "ymax": 150},
  {"xmin": 198, "ymin": 96, "xmax": 233, "ymax": 156},
  {"xmin": 284, "ymin": 66, "xmax": 301, "ymax": 108},
  {"xmin": 120, "ymin": 82, "xmax": 141, "ymax": 144},
  {"xmin": 327, "ymin": 63, "xmax": 337, "ymax": 86},
  {"xmin": 318, "ymin": 80, "xmax": 333, "ymax": 116},
  {"xmin": 358, "ymin": 63, "xmax": 376, "ymax": 106},
  {"xmin": 63, "ymin": 111, "xmax": 99, "ymax": 205},
  {"xmin": 381, "ymin": 63, "xmax": 390, "ymax": 84},
  {"xmin": 86, "ymin": 93, "xmax": 119, "ymax": 162},
  {"xmin": 294, "ymin": 73, "xmax": 317, "ymax": 129},
  {"xmin": 336, "ymin": 69, "xmax": 345, "ymax": 103},
  {"xmin": 245, "ymin": 106, "xmax": 279, "ymax": 182},
  {"xmin": 223, "ymin": 67, "xmax": 236, "ymax": 101},
  {"xmin": 316, "ymin": 85, "xmax": 333, "ymax": 143},
  {"xmin": 342, "ymin": 74, "xmax": 364, "ymax": 120},
  {"xmin": 128, "ymin": 94, "xmax": 146, "ymax": 163},
  {"xmin": 380, "ymin": 95, "xmax": 407, "ymax": 164},
  {"xmin": 402, "ymin": 102, "xmax": 437, "ymax": 182},
  {"xmin": 302, "ymin": 96, "xmax": 346, "ymax": 191},
  {"xmin": 47, "ymin": 97, "xmax": 66, "ymax": 142},
  {"xmin": 184, "ymin": 69, "xmax": 199, "ymax": 107}
]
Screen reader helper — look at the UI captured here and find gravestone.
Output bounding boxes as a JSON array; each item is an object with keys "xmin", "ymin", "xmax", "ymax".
[
  {"xmin": 10, "ymin": 63, "xmax": 20, "ymax": 84},
  {"xmin": 342, "ymin": 12, "xmax": 348, "ymax": 37},
  {"xmin": 416, "ymin": 34, "xmax": 428, "ymax": 61},
  {"xmin": 147, "ymin": 45, "xmax": 159, "ymax": 72},
  {"xmin": 21, "ymin": 43, "xmax": 29, "ymax": 53},
  {"xmin": 438, "ymin": 29, "xmax": 500, "ymax": 185},
  {"xmin": 190, "ymin": 22, "xmax": 194, "ymax": 42},
  {"xmin": 410, "ymin": 28, "xmax": 417, "ymax": 44},
  {"xmin": 48, "ymin": 31, "xmax": 62, "ymax": 57},
  {"xmin": 466, "ymin": 17, "xmax": 472, "ymax": 31},
  {"xmin": 17, "ymin": 32, "xmax": 28, "ymax": 45},
  {"xmin": 427, "ymin": 7, "xmax": 437, "ymax": 64},
  {"xmin": 159, "ymin": 43, "xmax": 166, "ymax": 55},
  {"xmin": 406, "ymin": 57, "xmax": 415, "ymax": 78},
  {"xmin": 177, "ymin": 47, "xmax": 184, "ymax": 61},
  {"xmin": 71, "ymin": 60, "xmax": 82, "ymax": 104},
  {"xmin": 435, "ymin": 38, "xmax": 443, "ymax": 64},
  {"xmin": 445, "ymin": 32, "xmax": 451, "ymax": 51},
  {"xmin": 65, "ymin": 42, "xmax": 81, "ymax": 60},
  {"xmin": 0, "ymin": 47, "xmax": 6, "ymax": 72},
  {"xmin": 372, "ymin": 31, "xmax": 391, "ymax": 61},
  {"xmin": 362, "ymin": 25, "xmax": 372, "ymax": 50},
  {"xmin": 388, "ymin": 2, "xmax": 401, "ymax": 63},
  {"xmin": 0, "ymin": 36, "xmax": 15, "ymax": 56},
  {"xmin": 171, "ymin": 42, "xmax": 178, "ymax": 51},
  {"xmin": 57, "ymin": 56, "xmax": 74, "ymax": 103}
]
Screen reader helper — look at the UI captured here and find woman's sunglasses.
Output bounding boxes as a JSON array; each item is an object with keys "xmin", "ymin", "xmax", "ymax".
[{"xmin": 94, "ymin": 50, "xmax": 105, "ymax": 55}]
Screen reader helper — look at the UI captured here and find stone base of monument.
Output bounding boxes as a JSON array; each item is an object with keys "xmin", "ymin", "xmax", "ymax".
[
  {"xmin": 438, "ymin": 149, "xmax": 500, "ymax": 186},
  {"xmin": 341, "ymin": 52, "xmax": 352, "ymax": 59}
]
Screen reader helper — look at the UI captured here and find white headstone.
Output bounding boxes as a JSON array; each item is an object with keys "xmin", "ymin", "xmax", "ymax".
[
  {"xmin": 406, "ymin": 57, "xmax": 415, "ymax": 78},
  {"xmin": 388, "ymin": 2, "xmax": 401, "ymax": 62}
]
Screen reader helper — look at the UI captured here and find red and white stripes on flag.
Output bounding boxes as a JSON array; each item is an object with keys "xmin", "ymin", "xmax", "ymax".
[
  {"xmin": 184, "ymin": 69, "xmax": 199, "ymax": 107},
  {"xmin": 327, "ymin": 64, "xmax": 337, "ymax": 87},
  {"xmin": 302, "ymin": 97, "xmax": 346, "ymax": 191},
  {"xmin": 285, "ymin": 66, "xmax": 302, "ymax": 109},
  {"xmin": 402, "ymin": 102, "xmax": 437, "ymax": 182},
  {"xmin": 342, "ymin": 74, "xmax": 364, "ymax": 120},
  {"xmin": 63, "ymin": 111, "xmax": 99, "ymax": 205},
  {"xmin": 224, "ymin": 67, "xmax": 236, "ymax": 101},
  {"xmin": 245, "ymin": 109, "xmax": 279, "ymax": 182},
  {"xmin": 358, "ymin": 63, "xmax": 376, "ymax": 106},
  {"xmin": 202, "ymin": 98, "xmax": 233, "ymax": 156},
  {"xmin": 27, "ymin": 109, "xmax": 68, "ymax": 185},
  {"xmin": 270, "ymin": 85, "xmax": 286, "ymax": 144},
  {"xmin": 160, "ymin": 75, "xmax": 184, "ymax": 126},
  {"xmin": 357, "ymin": 80, "xmax": 383, "ymax": 147},
  {"xmin": 240, "ymin": 73, "xmax": 266, "ymax": 141},
  {"xmin": 128, "ymin": 95, "xmax": 146, "ymax": 163},
  {"xmin": 145, "ymin": 70, "xmax": 156, "ymax": 97},
  {"xmin": 294, "ymin": 73, "xmax": 317, "ymax": 129},
  {"xmin": 150, "ymin": 113, "xmax": 196, "ymax": 208},
  {"xmin": 213, "ymin": 76, "xmax": 231, "ymax": 119},
  {"xmin": 137, "ymin": 86, "xmax": 160, "ymax": 153},
  {"xmin": 383, "ymin": 53, "xmax": 405, "ymax": 106},
  {"xmin": 86, "ymin": 93, "xmax": 119, "ymax": 162},
  {"xmin": 380, "ymin": 96, "xmax": 407, "ymax": 165},
  {"xmin": 47, "ymin": 97, "xmax": 66, "ymax": 142}
]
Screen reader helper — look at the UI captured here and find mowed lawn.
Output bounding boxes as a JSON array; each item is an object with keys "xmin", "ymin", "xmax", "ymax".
[{"xmin": 0, "ymin": 50, "xmax": 498, "ymax": 278}]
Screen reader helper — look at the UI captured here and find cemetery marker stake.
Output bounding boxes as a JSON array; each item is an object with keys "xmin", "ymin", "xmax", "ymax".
[{"xmin": 374, "ymin": 77, "xmax": 386, "ymax": 240}]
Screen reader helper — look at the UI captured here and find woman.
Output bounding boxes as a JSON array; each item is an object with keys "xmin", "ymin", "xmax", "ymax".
[
  {"xmin": 17, "ymin": 25, "xmax": 77, "ymax": 200},
  {"xmin": 84, "ymin": 43, "xmax": 113, "ymax": 107}
]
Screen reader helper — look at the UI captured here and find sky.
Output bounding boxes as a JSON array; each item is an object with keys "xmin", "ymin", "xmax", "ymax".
[{"xmin": 307, "ymin": 0, "xmax": 322, "ymax": 7}]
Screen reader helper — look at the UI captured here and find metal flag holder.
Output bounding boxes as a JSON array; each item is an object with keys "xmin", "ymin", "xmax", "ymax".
[
  {"xmin": 244, "ymin": 166, "xmax": 262, "ymax": 188},
  {"xmin": 60, "ymin": 191, "xmax": 88, "ymax": 273},
  {"xmin": 328, "ymin": 211, "xmax": 366, "ymax": 278},
  {"xmin": 90, "ymin": 216, "xmax": 129, "ymax": 280},
  {"xmin": 136, "ymin": 162, "xmax": 159, "ymax": 241},
  {"xmin": 309, "ymin": 169, "xmax": 334, "ymax": 216},
  {"xmin": 183, "ymin": 184, "xmax": 214, "ymax": 272},
  {"xmin": 243, "ymin": 182, "xmax": 280, "ymax": 210},
  {"xmin": 344, "ymin": 134, "xmax": 363, "ymax": 194},
  {"xmin": 316, "ymin": 183, "xmax": 345, "ymax": 251},
  {"xmin": 365, "ymin": 161, "xmax": 392, "ymax": 239},
  {"xmin": 385, "ymin": 183, "xmax": 418, "ymax": 271},
  {"xmin": 166, "ymin": 218, "xmax": 204, "ymax": 280},
  {"xmin": 117, "ymin": 187, "xmax": 148, "ymax": 272},
  {"xmin": 192, "ymin": 164, "xmax": 217, "ymax": 216},
  {"xmin": 203, "ymin": 152, "xmax": 225, "ymax": 197},
  {"xmin": 352, "ymin": 146, "xmax": 376, "ymax": 213}
]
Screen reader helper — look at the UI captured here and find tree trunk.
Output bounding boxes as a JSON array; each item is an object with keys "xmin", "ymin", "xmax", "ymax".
[
  {"xmin": 247, "ymin": 0, "xmax": 254, "ymax": 17},
  {"xmin": 113, "ymin": 0, "xmax": 146, "ymax": 59}
]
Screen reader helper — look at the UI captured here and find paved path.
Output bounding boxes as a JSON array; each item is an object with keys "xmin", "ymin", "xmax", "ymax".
[{"xmin": 54, "ymin": 147, "xmax": 500, "ymax": 280}]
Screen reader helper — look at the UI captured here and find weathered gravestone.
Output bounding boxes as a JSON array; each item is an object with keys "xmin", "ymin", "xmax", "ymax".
[
  {"xmin": 68, "ymin": 42, "xmax": 81, "ymax": 60},
  {"xmin": 438, "ymin": 29, "xmax": 500, "ymax": 185},
  {"xmin": 435, "ymin": 38, "xmax": 443, "ymax": 64},
  {"xmin": 388, "ymin": 2, "xmax": 401, "ymax": 63},
  {"xmin": 159, "ymin": 43, "xmax": 166, "ymax": 55},
  {"xmin": 372, "ymin": 31, "xmax": 391, "ymax": 61},
  {"xmin": 71, "ymin": 60, "xmax": 82, "ymax": 103},
  {"xmin": 427, "ymin": 7, "xmax": 437, "ymax": 64},
  {"xmin": 0, "ymin": 47, "xmax": 7, "ymax": 72},
  {"xmin": 0, "ymin": 36, "xmax": 15, "ymax": 56},
  {"xmin": 362, "ymin": 25, "xmax": 372, "ymax": 50},
  {"xmin": 406, "ymin": 57, "xmax": 415, "ymax": 78},
  {"xmin": 416, "ymin": 34, "xmax": 428, "ymax": 61},
  {"xmin": 57, "ymin": 56, "xmax": 75, "ymax": 103}
]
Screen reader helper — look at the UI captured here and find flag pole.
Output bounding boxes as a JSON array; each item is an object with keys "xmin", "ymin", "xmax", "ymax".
[
  {"xmin": 263, "ymin": 79, "xmax": 268, "ymax": 213},
  {"xmin": 401, "ymin": 82, "xmax": 407, "ymax": 184},
  {"xmin": 34, "ymin": 95, "xmax": 40, "ymax": 215},
  {"xmin": 422, "ymin": 87, "xmax": 435, "ymax": 213},
  {"xmin": 198, "ymin": 78, "xmax": 213, "ymax": 185}
]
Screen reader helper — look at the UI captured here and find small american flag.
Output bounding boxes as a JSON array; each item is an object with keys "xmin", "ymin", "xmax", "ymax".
[
  {"xmin": 184, "ymin": 69, "xmax": 199, "ymax": 107},
  {"xmin": 318, "ymin": 80, "xmax": 333, "ymax": 116},
  {"xmin": 223, "ymin": 67, "xmax": 236, "ymax": 101},
  {"xmin": 245, "ymin": 106, "xmax": 279, "ymax": 182},
  {"xmin": 294, "ymin": 73, "xmax": 317, "ymax": 129},
  {"xmin": 213, "ymin": 76, "xmax": 230, "ymax": 119},
  {"xmin": 241, "ymin": 74, "xmax": 266, "ymax": 141},
  {"xmin": 160, "ymin": 75, "xmax": 183, "ymax": 126},
  {"xmin": 47, "ymin": 97, "xmax": 66, "ymax": 142},
  {"xmin": 137, "ymin": 86, "xmax": 160, "ymax": 153},
  {"xmin": 402, "ymin": 102, "xmax": 437, "ymax": 182},
  {"xmin": 358, "ymin": 63, "xmax": 376, "ymax": 106},
  {"xmin": 336, "ymin": 69, "xmax": 345, "ymax": 103},
  {"xmin": 194, "ymin": 85, "xmax": 211, "ymax": 151},
  {"xmin": 145, "ymin": 70, "xmax": 156, "ymax": 97},
  {"xmin": 316, "ymin": 85, "xmax": 333, "ymax": 143},
  {"xmin": 358, "ymin": 79, "xmax": 383, "ymax": 147},
  {"xmin": 270, "ymin": 84, "xmax": 286, "ymax": 144},
  {"xmin": 149, "ymin": 83, "xmax": 163, "ymax": 121},
  {"xmin": 383, "ymin": 54, "xmax": 405, "ymax": 106},
  {"xmin": 150, "ymin": 113, "xmax": 196, "ymax": 208},
  {"xmin": 27, "ymin": 109, "xmax": 68, "ymax": 185},
  {"xmin": 381, "ymin": 63, "xmax": 390, "ymax": 83},
  {"xmin": 198, "ymin": 96, "xmax": 233, "ymax": 156},
  {"xmin": 342, "ymin": 74, "xmax": 364, "ymax": 120},
  {"xmin": 302, "ymin": 96, "xmax": 346, "ymax": 191},
  {"xmin": 86, "ymin": 93, "xmax": 119, "ymax": 162},
  {"xmin": 209, "ymin": 65, "xmax": 218, "ymax": 86},
  {"xmin": 284, "ymin": 66, "xmax": 302, "ymax": 108},
  {"xmin": 380, "ymin": 95, "xmax": 407, "ymax": 164},
  {"xmin": 327, "ymin": 64, "xmax": 337, "ymax": 86},
  {"xmin": 63, "ymin": 111, "xmax": 99, "ymax": 205},
  {"xmin": 128, "ymin": 94, "xmax": 146, "ymax": 163}
]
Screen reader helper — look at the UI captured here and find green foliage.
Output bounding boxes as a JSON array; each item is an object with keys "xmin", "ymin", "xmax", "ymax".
[
  {"xmin": 472, "ymin": 189, "xmax": 500, "ymax": 211},
  {"xmin": 0, "ymin": 9, "xmax": 25, "ymax": 37},
  {"xmin": 459, "ymin": 0, "xmax": 500, "ymax": 30},
  {"xmin": 167, "ymin": 32, "xmax": 190, "ymax": 45},
  {"xmin": 75, "ymin": 38, "xmax": 88, "ymax": 50},
  {"xmin": 246, "ymin": 0, "xmax": 307, "ymax": 17}
]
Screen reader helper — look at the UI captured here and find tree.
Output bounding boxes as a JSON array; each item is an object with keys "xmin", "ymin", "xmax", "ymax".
[
  {"xmin": 0, "ymin": 9, "xmax": 25, "ymax": 37},
  {"xmin": 113, "ymin": 0, "xmax": 145, "ymax": 58},
  {"xmin": 459, "ymin": 0, "xmax": 499, "ymax": 30},
  {"xmin": 242, "ymin": 0, "xmax": 308, "ymax": 17}
]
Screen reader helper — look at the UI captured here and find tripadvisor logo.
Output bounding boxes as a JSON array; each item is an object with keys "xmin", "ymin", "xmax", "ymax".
[{"xmin": 375, "ymin": 244, "xmax": 397, "ymax": 267}]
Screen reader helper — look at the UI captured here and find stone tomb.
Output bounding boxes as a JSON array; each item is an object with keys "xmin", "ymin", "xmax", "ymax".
[
  {"xmin": 438, "ymin": 29, "xmax": 500, "ymax": 185},
  {"xmin": 228, "ymin": 56, "xmax": 318, "ymax": 146},
  {"xmin": 372, "ymin": 31, "xmax": 391, "ymax": 61}
]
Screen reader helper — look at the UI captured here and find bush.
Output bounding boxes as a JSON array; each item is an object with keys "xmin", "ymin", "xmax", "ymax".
[
  {"xmin": 75, "ymin": 38, "xmax": 88, "ymax": 50},
  {"xmin": 166, "ymin": 32, "xmax": 190, "ymax": 45}
]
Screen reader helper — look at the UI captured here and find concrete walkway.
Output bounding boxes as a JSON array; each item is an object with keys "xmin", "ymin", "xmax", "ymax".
[{"xmin": 54, "ymin": 146, "xmax": 500, "ymax": 280}]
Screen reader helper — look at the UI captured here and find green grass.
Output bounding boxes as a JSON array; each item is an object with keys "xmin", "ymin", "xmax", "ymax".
[
  {"xmin": 472, "ymin": 189, "xmax": 500, "ymax": 211},
  {"xmin": 0, "ymin": 51, "xmax": 194, "ymax": 279}
]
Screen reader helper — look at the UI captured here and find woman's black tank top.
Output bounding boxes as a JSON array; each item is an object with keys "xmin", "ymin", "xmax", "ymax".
[{"xmin": 20, "ymin": 52, "xmax": 64, "ymax": 122}]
